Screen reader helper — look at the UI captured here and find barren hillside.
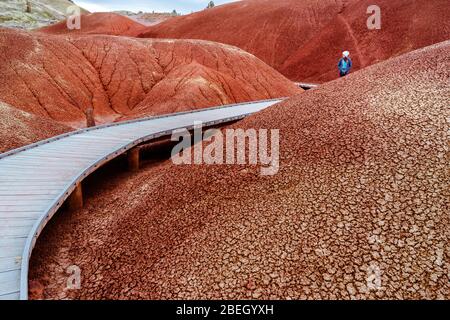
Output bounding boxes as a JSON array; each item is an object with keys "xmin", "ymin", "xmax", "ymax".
[
  {"xmin": 0, "ymin": 0, "xmax": 88, "ymax": 29},
  {"xmin": 0, "ymin": 28, "xmax": 300, "ymax": 128},
  {"xmin": 38, "ymin": 12, "xmax": 147, "ymax": 36},
  {"xmin": 140, "ymin": 0, "xmax": 450, "ymax": 82},
  {"xmin": 115, "ymin": 11, "xmax": 175, "ymax": 27},
  {"xmin": 140, "ymin": 0, "xmax": 345, "ymax": 79}
]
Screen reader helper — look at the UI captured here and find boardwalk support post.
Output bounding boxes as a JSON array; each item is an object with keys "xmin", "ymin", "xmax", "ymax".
[
  {"xmin": 68, "ymin": 183, "xmax": 83, "ymax": 210},
  {"xmin": 128, "ymin": 147, "xmax": 140, "ymax": 171},
  {"xmin": 85, "ymin": 107, "xmax": 96, "ymax": 128}
]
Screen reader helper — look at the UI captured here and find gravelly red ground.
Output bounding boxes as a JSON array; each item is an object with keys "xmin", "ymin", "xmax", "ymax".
[{"xmin": 29, "ymin": 41, "xmax": 450, "ymax": 299}]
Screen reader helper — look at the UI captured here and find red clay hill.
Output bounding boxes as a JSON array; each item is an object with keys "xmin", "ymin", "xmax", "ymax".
[
  {"xmin": 29, "ymin": 41, "xmax": 449, "ymax": 299},
  {"xmin": 38, "ymin": 12, "xmax": 147, "ymax": 36},
  {"xmin": 280, "ymin": 0, "xmax": 450, "ymax": 82},
  {"xmin": 140, "ymin": 0, "xmax": 450, "ymax": 82},
  {"xmin": 0, "ymin": 28, "xmax": 299, "ymax": 128},
  {"xmin": 140, "ymin": 0, "xmax": 345, "ymax": 80}
]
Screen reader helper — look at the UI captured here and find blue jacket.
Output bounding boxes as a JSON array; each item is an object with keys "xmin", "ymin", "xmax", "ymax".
[{"xmin": 338, "ymin": 57, "xmax": 353, "ymax": 73}]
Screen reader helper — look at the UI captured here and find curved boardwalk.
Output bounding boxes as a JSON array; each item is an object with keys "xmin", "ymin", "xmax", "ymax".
[{"xmin": 0, "ymin": 99, "xmax": 283, "ymax": 300}]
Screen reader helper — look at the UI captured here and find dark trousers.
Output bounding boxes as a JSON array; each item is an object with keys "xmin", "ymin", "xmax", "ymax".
[{"xmin": 339, "ymin": 70, "xmax": 349, "ymax": 77}]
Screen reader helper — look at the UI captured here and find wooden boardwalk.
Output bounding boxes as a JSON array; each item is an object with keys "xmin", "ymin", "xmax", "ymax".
[{"xmin": 0, "ymin": 99, "xmax": 283, "ymax": 300}]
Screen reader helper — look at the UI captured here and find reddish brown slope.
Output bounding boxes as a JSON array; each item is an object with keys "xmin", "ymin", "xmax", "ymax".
[
  {"xmin": 0, "ymin": 101, "xmax": 70, "ymax": 153},
  {"xmin": 30, "ymin": 41, "xmax": 449, "ymax": 299},
  {"xmin": 0, "ymin": 28, "xmax": 300, "ymax": 128},
  {"xmin": 37, "ymin": 12, "xmax": 147, "ymax": 36},
  {"xmin": 140, "ymin": 0, "xmax": 347, "ymax": 76},
  {"xmin": 140, "ymin": 0, "xmax": 450, "ymax": 82},
  {"xmin": 281, "ymin": 0, "xmax": 450, "ymax": 82}
]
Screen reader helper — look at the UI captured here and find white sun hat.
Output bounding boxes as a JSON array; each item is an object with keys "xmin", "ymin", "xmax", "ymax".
[{"xmin": 343, "ymin": 51, "xmax": 350, "ymax": 57}]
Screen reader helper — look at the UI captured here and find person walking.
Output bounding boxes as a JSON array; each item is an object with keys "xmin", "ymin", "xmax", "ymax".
[{"xmin": 338, "ymin": 51, "xmax": 353, "ymax": 77}]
